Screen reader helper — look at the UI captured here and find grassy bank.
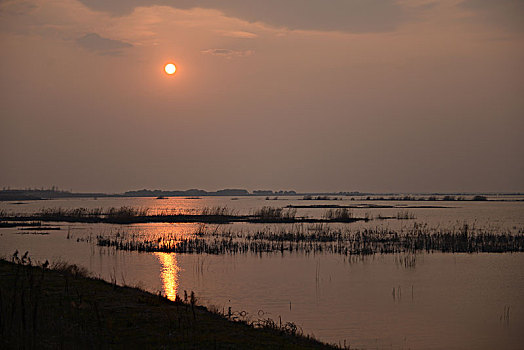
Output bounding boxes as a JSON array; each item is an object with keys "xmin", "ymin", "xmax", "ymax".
[{"xmin": 0, "ymin": 259, "xmax": 339, "ymax": 349}]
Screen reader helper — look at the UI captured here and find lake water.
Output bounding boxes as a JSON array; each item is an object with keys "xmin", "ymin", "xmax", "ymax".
[{"xmin": 1, "ymin": 196, "xmax": 523, "ymax": 349}]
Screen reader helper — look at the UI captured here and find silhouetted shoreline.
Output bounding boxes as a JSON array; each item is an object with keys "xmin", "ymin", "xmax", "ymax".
[
  {"xmin": 1, "ymin": 188, "xmax": 522, "ymax": 202},
  {"xmin": 0, "ymin": 258, "xmax": 338, "ymax": 349}
]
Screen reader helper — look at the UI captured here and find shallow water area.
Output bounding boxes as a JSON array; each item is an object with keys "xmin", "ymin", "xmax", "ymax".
[{"xmin": 1, "ymin": 196, "xmax": 523, "ymax": 349}]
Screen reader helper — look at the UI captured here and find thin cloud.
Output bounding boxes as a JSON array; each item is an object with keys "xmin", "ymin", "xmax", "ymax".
[
  {"xmin": 0, "ymin": 0, "xmax": 37, "ymax": 16},
  {"xmin": 76, "ymin": 32, "xmax": 133, "ymax": 55},
  {"xmin": 77, "ymin": 0, "xmax": 409, "ymax": 33},
  {"xmin": 201, "ymin": 48, "xmax": 255, "ymax": 59},
  {"xmin": 460, "ymin": 0, "xmax": 524, "ymax": 32},
  {"xmin": 218, "ymin": 30, "xmax": 258, "ymax": 39}
]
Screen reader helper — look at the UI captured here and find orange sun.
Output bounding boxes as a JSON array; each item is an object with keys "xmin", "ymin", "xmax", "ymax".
[{"xmin": 164, "ymin": 63, "xmax": 177, "ymax": 75}]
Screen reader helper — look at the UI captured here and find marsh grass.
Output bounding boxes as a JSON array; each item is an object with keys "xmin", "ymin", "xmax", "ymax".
[
  {"xmin": 252, "ymin": 207, "xmax": 297, "ymax": 221},
  {"xmin": 303, "ymin": 196, "xmax": 340, "ymax": 201},
  {"xmin": 95, "ymin": 222, "xmax": 524, "ymax": 256},
  {"xmin": 396, "ymin": 210, "xmax": 416, "ymax": 220},
  {"xmin": 322, "ymin": 208, "xmax": 352, "ymax": 221},
  {"xmin": 4, "ymin": 206, "xmax": 367, "ymax": 224},
  {"xmin": 13, "ymin": 231, "xmax": 50, "ymax": 235},
  {"xmin": 18, "ymin": 226, "xmax": 60, "ymax": 231},
  {"xmin": 50, "ymin": 259, "xmax": 89, "ymax": 278},
  {"xmin": 200, "ymin": 206, "xmax": 236, "ymax": 216},
  {"xmin": 0, "ymin": 221, "xmax": 42, "ymax": 228}
]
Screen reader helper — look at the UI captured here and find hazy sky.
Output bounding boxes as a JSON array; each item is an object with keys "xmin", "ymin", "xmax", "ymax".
[{"xmin": 1, "ymin": 0, "xmax": 523, "ymax": 193}]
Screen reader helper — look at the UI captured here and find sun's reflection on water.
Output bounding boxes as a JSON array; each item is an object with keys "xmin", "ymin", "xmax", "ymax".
[{"xmin": 155, "ymin": 252, "xmax": 179, "ymax": 300}]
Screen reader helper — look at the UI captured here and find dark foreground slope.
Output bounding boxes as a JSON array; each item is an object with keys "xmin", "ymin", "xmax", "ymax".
[{"xmin": 0, "ymin": 259, "xmax": 337, "ymax": 349}]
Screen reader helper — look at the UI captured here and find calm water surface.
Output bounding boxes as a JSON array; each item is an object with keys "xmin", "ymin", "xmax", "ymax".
[{"xmin": 1, "ymin": 196, "xmax": 523, "ymax": 349}]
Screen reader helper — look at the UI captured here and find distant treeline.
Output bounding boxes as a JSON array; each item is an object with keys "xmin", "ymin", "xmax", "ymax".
[
  {"xmin": 131, "ymin": 189, "xmax": 373, "ymax": 198},
  {"xmin": 126, "ymin": 188, "xmax": 255, "ymax": 197},
  {"xmin": 126, "ymin": 189, "xmax": 356, "ymax": 197},
  {"xmin": 1, "ymin": 188, "xmax": 522, "ymax": 202},
  {"xmin": 0, "ymin": 189, "xmax": 115, "ymax": 201}
]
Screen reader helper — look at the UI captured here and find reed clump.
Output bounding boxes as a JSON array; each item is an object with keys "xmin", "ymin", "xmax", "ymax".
[
  {"xmin": 252, "ymin": 207, "xmax": 297, "ymax": 222},
  {"xmin": 396, "ymin": 210, "xmax": 416, "ymax": 220},
  {"xmin": 322, "ymin": 208, "xmax": 352, "ymax": 221},
  {"xmin": 200, "ymin": 206, "xmax": 235, "ymax": 216}
]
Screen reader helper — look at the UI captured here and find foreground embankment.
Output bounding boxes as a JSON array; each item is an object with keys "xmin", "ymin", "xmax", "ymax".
[{"xmin": 0, "ymin": 259, "xmax": 338, "ymax": 349}]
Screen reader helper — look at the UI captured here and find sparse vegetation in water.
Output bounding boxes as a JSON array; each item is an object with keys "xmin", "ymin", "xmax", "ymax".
[
  {"xmin": 0, "ymin": 221, "xmax": 42, "ymax": 228},
  {"xmin": 200, "ymin": 206, "xmax": 236, "ymax": 216},
  {"xmin": 94, "ymin": 222, "xmax": 524, "ymax": 256},
  {"xmin": 395, "ymin": 210, "xmax": 416, "ymax": 220},
  {"xmin": 18, "ymin": 226, "xmax": 60, "ymax": 231},
  {"xmin": 359, "ymin": 195, "xmax": 494, "ymax": 202},
  {"xmin": 303, "ymin": 196, "xmax": 340, "ymax": 201},
  {"xmin": 3, "ymin": 206, "xmax": 368, "ymax": 224},
  {"xmin": 322, "ymin": 208, "xmax": 352, "ymax": 221},
  {"xmin": 285, "ymin": 204, "xmax": 449, "ymax": 209},
  {"xmin": 14, "ymin": 231, "xmax": 51, "ymax": 235},
  {"xmin": 252, "ymin": 206, "xmax": 297, "ymax": 221},
  {"xmin": 394, "ymin": 253, "xmax": 417, "ymax": 268}
]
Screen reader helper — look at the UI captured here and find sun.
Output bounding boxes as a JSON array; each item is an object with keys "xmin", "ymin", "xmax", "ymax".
[{"xmin": 164, "ymin": 63, "xmax": 177, "ymax": 75}]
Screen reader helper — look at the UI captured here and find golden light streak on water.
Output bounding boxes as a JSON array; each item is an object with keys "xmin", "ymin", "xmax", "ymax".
[{"xmin": 155, "ymin": 252, "xmax": 179, "ymax": 300}]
